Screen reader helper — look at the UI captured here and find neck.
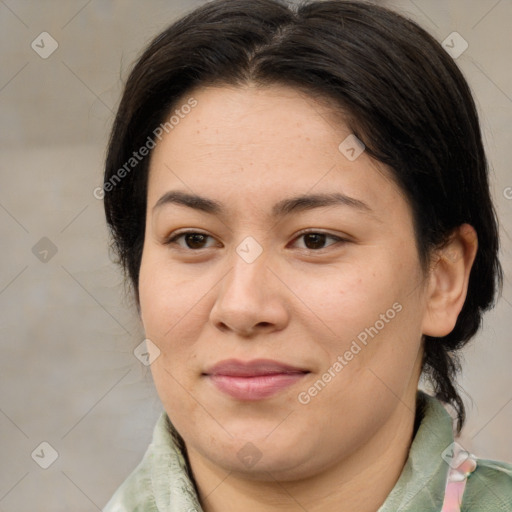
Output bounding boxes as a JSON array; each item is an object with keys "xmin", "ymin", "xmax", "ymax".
[{"xmin": 187, "ymin": 391, "xmax": 419, "ymax": 512}]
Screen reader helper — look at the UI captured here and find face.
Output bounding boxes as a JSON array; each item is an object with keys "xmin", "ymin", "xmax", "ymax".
[{"xmin": 139, "ymin": 84, "xmax": 429, "ymax": 481}]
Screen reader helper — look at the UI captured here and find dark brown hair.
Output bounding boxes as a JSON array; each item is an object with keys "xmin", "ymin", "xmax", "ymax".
[{"xmin": 104, "ymin": 0, "xmax": 502, "ymax": 433}]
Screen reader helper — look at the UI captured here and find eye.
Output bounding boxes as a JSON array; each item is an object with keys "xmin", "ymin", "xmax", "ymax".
[
  {"xmin": 291, "ymin": 231, "xmax": 346, "ymax": 251},
  {"xmin": 164, "ymin": 230, "xmax": 347, "ymax": 252},
  {"xmin": 165, "ymin": 231, "xmax": 219, "ymax": 250}
]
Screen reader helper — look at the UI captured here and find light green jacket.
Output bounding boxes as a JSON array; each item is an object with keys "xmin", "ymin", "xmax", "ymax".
[{"xmin": 103, "ymin": 391, "xmax": 512, "ymax": 511}]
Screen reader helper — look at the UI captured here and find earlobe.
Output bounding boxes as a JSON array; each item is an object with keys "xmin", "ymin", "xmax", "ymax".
[{"xmin": 422, "ymin": 224, "xmax": 478, "ymax": 337}]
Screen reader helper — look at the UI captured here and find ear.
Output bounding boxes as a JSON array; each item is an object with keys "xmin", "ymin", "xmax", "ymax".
[{"xmin": 421, "ymin": 224, "xmax": 478, "ymax": 337}]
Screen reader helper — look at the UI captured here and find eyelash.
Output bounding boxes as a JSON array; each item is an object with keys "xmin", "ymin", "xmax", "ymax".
[{"xmin": 164, "ymin": 229, "xmax": 348, "ymax": 252}]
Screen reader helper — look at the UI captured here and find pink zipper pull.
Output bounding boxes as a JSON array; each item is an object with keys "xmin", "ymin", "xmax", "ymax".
[{"xmin": 441, "ymin": 446, "xmax": 477, "ymax": 512}]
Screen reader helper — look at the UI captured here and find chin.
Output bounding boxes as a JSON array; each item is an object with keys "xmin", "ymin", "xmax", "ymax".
[{"xmin": 198, "ymin": 430, "xmax": 321, "ymax": 482}]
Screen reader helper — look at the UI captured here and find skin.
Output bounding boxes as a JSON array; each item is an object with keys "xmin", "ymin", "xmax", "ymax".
[{"xmin": 138, "ymin": 84, "xmax": 477, "ymax": 512}]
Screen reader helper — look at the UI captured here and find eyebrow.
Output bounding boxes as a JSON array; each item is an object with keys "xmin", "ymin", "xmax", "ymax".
[{"xmin": 153, "ymin": 190, "xmax": 373, "ymax": 218}]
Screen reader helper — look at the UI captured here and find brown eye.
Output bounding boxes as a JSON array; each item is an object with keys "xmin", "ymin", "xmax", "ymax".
[
  {"xmin": 293, "ymin": 232, "xmax": 344, "ymax": 251},
  {"xmin": 183, "ymin": 233, "xmax": 209, "ymax": 249},
  {"xmin": 303, "ymin": 233, "xmax": 328, "ymax": 249},
  {"xmin": 165, "ymin": 231, "xmax": 216, "ymax": 250}
]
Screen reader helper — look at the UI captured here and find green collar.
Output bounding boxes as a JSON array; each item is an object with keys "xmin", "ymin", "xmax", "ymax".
[
  {"xmin": 376, "ymin": 391, "xmax": 453, "ymax": 511},
  {"xmin": 104, "ymin": 390, "xmax": 460, "ymax": 511},
  {"xmin": 146, "ymin": 391, "xmax": 454, "ymax": 511}
]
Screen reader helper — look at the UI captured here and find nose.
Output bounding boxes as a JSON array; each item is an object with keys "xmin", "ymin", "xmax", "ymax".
[{"xmin": 209, "ymin": 247, "xmax": 290, "ymax": 337}]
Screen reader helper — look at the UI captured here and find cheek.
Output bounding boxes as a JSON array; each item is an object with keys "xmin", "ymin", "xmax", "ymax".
[
  {"xmin": 294, "ymin": 258, "xmax": 406, "ymax": 338},
  {"xmin": 305, "ymin": 252, "xmax": 424, "ymax": 380},
  {"xmin": 138, "ymin": 248, "xmax": 202, "ymax": 338},
  {"xmin": 139, "ymin": 256, "xmax": 204, "ymax": 414},
  {"xmin": 138, "ymin": 249, "xmax": 214, "ymax": 398}
]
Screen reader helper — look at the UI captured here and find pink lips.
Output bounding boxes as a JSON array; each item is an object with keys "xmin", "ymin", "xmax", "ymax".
[{"xmin": 203, "ymin": 359, "xmax": 309, "ymax": 401}]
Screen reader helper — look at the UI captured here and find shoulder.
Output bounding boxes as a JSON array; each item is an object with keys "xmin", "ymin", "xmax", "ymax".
[
  {"xmin": 102, "ymin": 445, "xmax": 158, "ymax": 512},
  {"xmin": 102, "ymin": 411, "xmax": 201, "ymax": 512},
  {"xmin": 462, "ymin": 457, "xmax": 512, "ymax": 511},
  {"xmin": 102, "ymin": 412, "xmax": 167, "ymax": 512}
]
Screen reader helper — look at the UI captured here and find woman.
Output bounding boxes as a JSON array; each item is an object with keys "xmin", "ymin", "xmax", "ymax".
[{"xmin": 102, "ymin": 0, "xmax": 512, "ymax": 510}]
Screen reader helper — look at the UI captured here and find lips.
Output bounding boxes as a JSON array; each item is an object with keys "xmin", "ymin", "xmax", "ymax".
[
  {"xmin": 203, "ymin": 359, "xmax": 310, "ymax": 400},
  {"xmin": 204, "ymin": 358, "xmax": 309, "ymax": 377}
]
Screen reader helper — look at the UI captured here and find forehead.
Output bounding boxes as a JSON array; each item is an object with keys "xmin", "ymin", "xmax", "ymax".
[{"xmin": 146, "ymin": 84, "xmax": 401, "ymax": 215}]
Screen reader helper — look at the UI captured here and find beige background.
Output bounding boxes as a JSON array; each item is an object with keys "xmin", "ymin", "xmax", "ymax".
[{"xmin": 0, "ymin": 0, "xmax": 511, "ymax": 510}]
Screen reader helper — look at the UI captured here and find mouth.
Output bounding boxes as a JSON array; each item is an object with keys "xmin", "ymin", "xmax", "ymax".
[{"xmin": 203, "ymin": 359, "xmax": 310, "ymax": 401}]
